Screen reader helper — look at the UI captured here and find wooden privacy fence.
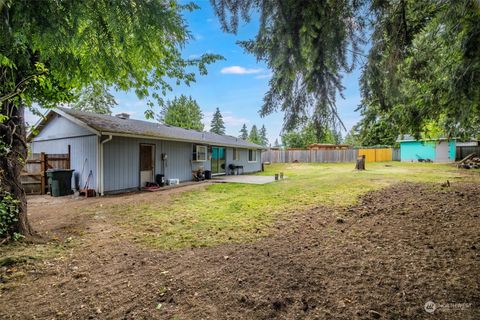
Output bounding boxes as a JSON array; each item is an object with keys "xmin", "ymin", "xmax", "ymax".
[
  {"xmin": 456, "ymin": 146, "xmax": 480, "ymax": 161},
  {"xmin": 392, "ymin": 148, "xmax": 401, "ymax": 161},
  {"xmin": 262, "ymin": 147, "xmax": 399, "ymax": 163},
  {"xmin": 21, "ymin": 149, "xmax": 70, "ymax": 195},
  {"xmin": 357, "ymin": 148, "xmax": 393, "ymax": 162},
  {"xmin": 262, "ymin": 149, "xmax": 358, "ymax": 163}
]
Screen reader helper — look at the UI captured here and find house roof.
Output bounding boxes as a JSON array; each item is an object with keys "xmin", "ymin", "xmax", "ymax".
[{"xmin": 31, "ymin": 108, "xmax": 265, "ymax": 149}]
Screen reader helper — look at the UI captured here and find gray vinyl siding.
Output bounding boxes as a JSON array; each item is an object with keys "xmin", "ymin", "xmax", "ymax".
[
  {"xmin": 226, "ymin": 148, "xmax": 262, "ymax": 173},
  {"xmin": 103, "ymin": 137, "xmax": 210, "ymax": 193},
  {"xmin": 30, "ymin": 135, "xmax": 98, "ymax": 190},
  {"xmin": 34, "ymin": 114, "xmax": 93, "ymax": 140}
]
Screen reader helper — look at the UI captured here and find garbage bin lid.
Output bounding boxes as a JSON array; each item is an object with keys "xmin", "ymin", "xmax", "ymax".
[{"xmin": 46, "ymin": 169, "xmax": 75, "ymax": 172}]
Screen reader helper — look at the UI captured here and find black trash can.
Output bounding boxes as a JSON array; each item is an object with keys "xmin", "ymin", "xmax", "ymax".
[
  {"xmin": 204, "ymin": 170, "xmax": 212, "ymax": 180},
  {"xmin": 46, "ymin": 169, "xmax": 74, "ymax": 197},
  {"xmin": 155, "ymin": 174, "xmax": 165, "ymax": 187}
]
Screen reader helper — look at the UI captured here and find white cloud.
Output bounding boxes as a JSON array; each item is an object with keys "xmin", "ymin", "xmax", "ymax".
[{"xmin": 220, "ymin": 66, "xmax": 263, "ymax": 75}]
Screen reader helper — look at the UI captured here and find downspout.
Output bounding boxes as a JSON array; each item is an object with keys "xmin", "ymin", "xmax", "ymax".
[{"xmin": 100, "ymin": 135, "xmax": 113, "ymax": 196}]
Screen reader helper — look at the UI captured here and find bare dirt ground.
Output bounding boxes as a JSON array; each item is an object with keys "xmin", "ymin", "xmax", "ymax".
[{"xmin": 1, "ymin": 182, "xmax": 479, "ymax": 319}]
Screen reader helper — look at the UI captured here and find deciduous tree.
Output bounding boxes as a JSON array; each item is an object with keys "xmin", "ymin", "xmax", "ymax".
[
  {"xmin": 71, "ymin": 84, "xmax": 117, "ymax": 115},
  {"xmin": 159, "ymin": 95, "xmax": 205, "ymax": 131},
  {"xmin": 0, "ymin": 0, "xmax": 219, "ymax": 239}
]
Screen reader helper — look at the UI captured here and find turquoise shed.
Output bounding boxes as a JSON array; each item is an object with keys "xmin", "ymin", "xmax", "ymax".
[{"xmin": 398, "ymin": 135, "xmax": 456, "ymax": 162}]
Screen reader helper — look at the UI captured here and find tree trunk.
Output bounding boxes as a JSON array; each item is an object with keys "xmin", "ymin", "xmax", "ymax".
[{"xmin": 0, "ymin": 102, "xmax": 32, "ymax": 237}]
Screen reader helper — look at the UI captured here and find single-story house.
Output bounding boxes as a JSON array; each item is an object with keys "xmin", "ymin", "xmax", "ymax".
[
  {"xmin": 397, "ymin": 135, "xmax": 456, "ymax": 162},
  {"xmin": 29, "ymin": 108, "xmax": 264, "ymax": 195}
]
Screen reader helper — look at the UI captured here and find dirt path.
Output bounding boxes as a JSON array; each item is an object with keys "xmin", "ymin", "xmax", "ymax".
[{"xmin": 1, "ymin": 182, "xmax": 479, "ymax": 319}]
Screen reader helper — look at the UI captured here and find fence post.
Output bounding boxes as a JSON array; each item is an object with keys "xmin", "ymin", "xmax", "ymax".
[
  {"xmin": 67, "ymin": 145, "xmax": 71, "ymax": 169},
  {"xmin": 40, "ymin": 152, "xmax": 46, "ymax": 194}
]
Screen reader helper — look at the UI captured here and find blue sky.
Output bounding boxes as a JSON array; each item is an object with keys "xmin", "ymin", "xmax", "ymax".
[{"xmin": 26, "ymin": 1, "xmax": 363, "ymax": 145}]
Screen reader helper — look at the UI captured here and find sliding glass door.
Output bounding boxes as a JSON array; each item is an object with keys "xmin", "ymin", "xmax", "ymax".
[{"xmin": 211, "ymin": 147, "xmax": 226, "ymax": 174}]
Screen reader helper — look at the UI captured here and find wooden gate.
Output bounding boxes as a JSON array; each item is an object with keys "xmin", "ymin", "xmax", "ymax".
[
  {"xmin": 21, "ymin": 147, "xmax": 71, "ymax": 195},
  {"xmin": 357, "ymin": 148, "xmax": 393, "ymax": 162}
]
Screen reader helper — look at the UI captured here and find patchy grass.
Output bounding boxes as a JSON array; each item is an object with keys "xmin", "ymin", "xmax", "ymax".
[
  {"xmin": 107, "ymin": 162, "xmax": 475, "ymax": 250},
  {"xmin": 0, "ymin": 240, "xmax": 74, "ymax": 289}
]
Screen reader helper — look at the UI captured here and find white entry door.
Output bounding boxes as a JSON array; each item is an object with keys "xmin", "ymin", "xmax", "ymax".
[{"xmin": 140, "ymin": 144, "xmax": 155, "ymax": 187}]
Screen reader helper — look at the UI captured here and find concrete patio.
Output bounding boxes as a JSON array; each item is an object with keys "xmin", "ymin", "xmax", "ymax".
[{"xmin": 212, "ymin": 175, "xmax": 278, "ymax": 185}]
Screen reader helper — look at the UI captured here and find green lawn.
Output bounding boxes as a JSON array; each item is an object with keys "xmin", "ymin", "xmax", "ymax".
[{"xmin": 108, "ymin": 162, "xmax": 477, "ymax": 250}]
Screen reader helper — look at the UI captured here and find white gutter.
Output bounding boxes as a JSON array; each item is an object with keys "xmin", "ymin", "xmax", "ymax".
[{"xmin": 99, "ymin": 135, "xmax": 113, "ymax": 196}]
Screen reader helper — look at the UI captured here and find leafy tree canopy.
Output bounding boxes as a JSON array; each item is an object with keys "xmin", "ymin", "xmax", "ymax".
[
  {"xmin": 282, "ymin": 122, "xmax": 340, "ymax": 148},
  {"xmin": 359, "ymin": 0, "xmax": 480, "ymax": 139},
  {"xmin": 212, "ymin": 0, "xmax": 480, "ymax": 139},
  {"xmin": 211, "ymin": 0, "xmax": 365, "ymax": 138},
  {"xmin": 343, "ymin": 126, "xmax": 362, "ymax": 147},
  {"xmin": 210, "ymin": 107, "xmax": 226, "ymax": 134},
  {"xmin": 70, "ymin": 84, "xmax": 117, "ymax": 115},
  {"xmin": 159, "ymin": 95, "xmax": 204, "ymax": 131},
  {"xmin": 0, "ymin": 0, "xmax": 220, "ymax": 238}
]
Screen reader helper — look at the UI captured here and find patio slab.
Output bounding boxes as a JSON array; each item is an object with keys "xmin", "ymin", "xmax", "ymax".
[{"xmin": 212, "ymin": 175, "xmax": 278, "ymax": 185}]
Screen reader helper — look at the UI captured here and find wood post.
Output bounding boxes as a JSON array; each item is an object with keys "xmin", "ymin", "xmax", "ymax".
[{"xmin": 40, "ymin": 152, "xmax": 46, "ymax": 194}]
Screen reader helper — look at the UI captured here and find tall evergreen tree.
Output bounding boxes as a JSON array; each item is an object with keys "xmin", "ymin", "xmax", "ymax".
[
  {"xmin": 239, "ymin": 123, "xmax": 249, "ymax": 140},
  {"xmin": 259, "ymin": 125, "xmax": 268, "ymax": 146},
  {"xmin": 158, "ymin": 95, "xmax": 204, "ymax": 131},
  {"xmin": 210, "ymin": 107, "xmax": 225, "ymax": 134},
  {"xmin": 274, "ymin": 138, "xmax": 281, "ymax": 148},
  {"xmin": 248, "ymin": 125, "xmax": 261, "ymax": 145},
  {"xmin": 211, "ymin": 0, "xmax": 480, "ymax": 139}
]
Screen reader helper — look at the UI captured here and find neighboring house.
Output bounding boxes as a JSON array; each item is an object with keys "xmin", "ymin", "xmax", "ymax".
[
  {"xmin": 29, "ymin": 108, "xmax": 264, "ymax": 195},
  {"xmin": 397, "ymin": 135, "xmax": 456, "ymax": 162}
]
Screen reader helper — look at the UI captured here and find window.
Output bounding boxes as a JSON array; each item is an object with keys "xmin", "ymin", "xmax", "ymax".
[
  {"xmin": 195, "ymin": 145, "xmax": 207, "ymax": 161},
  {"xmin": 248, "ymin": 149, "xmax": 257, "ymax": 162},
  {"xmin": 233, "ymin": 148, "xmax": 240, "ymax": 160}
]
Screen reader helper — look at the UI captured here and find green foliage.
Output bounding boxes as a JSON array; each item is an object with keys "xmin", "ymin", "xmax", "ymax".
[
  {"xmin": 248, "ymin": 125, "xmax": 261, "ymax": 145},
  {"xmin": 281, "ymin": 123, "xmax": 317, "ymax": 148},
  {"xmin": 259, "ymin": 125, "xmax": 268, "ymax": 146},
  {"xmin": 158, "ymin": 95, "xmax": 204, "ymax": 131},
  {"xmin": 281, "ymin": 122, "xmax": 340, "ymax": 148},
  {"xmin": 343, "ymin": 126, "xmax": 362, "ymax": 147},
  {"xmin": 0, "ymin": 0, "xmax": 221, "ymax": 115},
  {"xmin": 213, "ymin": 0, "xmax": 479, "ymax": 139},
  {"xmin": 359, "ymin": 0, "xmax": 480, "ymax": 139},
  {"xmin": 239, "ymin": 123, "xmax": 249, "ymax": 140},
  {"xmin": 211, "ymin": 0, "xmax": 365, "ymax": 136},
  {"xmin": 70, "ymin": 84, "xmax": 117, "ymax": 115},
  {"xmin": 209, "ymin": 107, "xmax": 225, "ymax": 134},
  {"xmin": 0, "ymin": 191, "xmax": 19, "ymax": 239}
]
